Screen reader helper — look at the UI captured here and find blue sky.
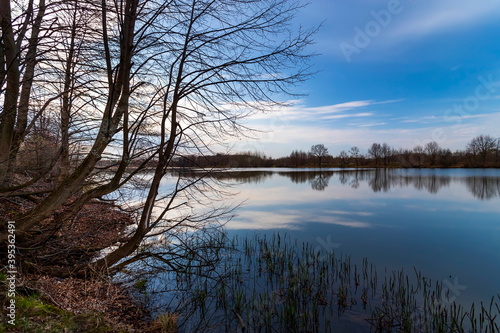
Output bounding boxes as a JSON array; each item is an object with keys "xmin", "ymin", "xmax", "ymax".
[{"xmin": 231, "ymin": 0, "xmax": 500, "ymax": 157}]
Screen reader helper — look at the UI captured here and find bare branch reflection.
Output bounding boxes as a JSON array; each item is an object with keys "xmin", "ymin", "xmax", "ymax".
[
  {"xmin": 197, "ymin": 169, "xmax": 500, "ymax": 199},
  {"xmin": 464, "ymin": 176, "xmax": 500, "ymax": 200}
]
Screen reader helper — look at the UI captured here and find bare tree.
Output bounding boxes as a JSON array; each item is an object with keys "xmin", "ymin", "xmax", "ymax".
[
  {"xmin": 289, "ymin": 150, "xmax": 302, "ymax": 167},
  {"xmin": 1, "ymin": 0, "xmax": 316, "ymax": 275},
  {"xmin": 310, "ymin": 144, "xmax": 328, "ymax": 167},
  {"xmin": 467, "ymin": 135, "xmax": 496, "ymax": 166},
  {"xmin": 439, "ymin": 148, "xmax": 452, "ymax": 167},
  {"xmin": 338, "ymin": 150, "xmax": 348, "ymax": 166},
  {"xmin": 425, "ymin": 141, "xmax": 440, "ymax": 166},
  {"xmin": 380, "ymin": 143, "xmax": 391, "ymax": 166},
  {"xmin": 0, "ymin": 0, "xmax": 23, "ymax": 183},
  {"xmin": 368, "ymin": 143, "xmax": 382, "ymax": 166},
  {"xmin": 412, "ymin": 145, "xmax": 425, "ymax": 168},
  {"xmin": 349, "ymin": 146, "xmax": 360, "ymax": 166}
]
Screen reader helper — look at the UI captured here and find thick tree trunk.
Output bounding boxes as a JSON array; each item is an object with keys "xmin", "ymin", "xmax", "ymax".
[
  {"xmin": 0, "ymin": 0, "xmax": 140, "ymax": 241},
  {"xmin": 58, "ymin": 3, "xmax": 77, "ymax": 183},
  {"xmin": 9, "ymin": 0, "xmax": 46, "ymax": 173},
  {"xmin": 0, "ymin": 0, "xmax": 20, "ymax": 184},
  {"xmin": 0, "ymin": 0, "xmax": 128, "ymax": 204}
]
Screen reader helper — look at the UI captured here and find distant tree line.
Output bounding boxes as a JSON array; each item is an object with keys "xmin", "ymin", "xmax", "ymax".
[{"xmin": 174, "ymin": 135, "xmax": 500, "ymax": 168}]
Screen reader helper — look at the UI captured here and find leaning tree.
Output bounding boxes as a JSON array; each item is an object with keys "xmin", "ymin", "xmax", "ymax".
[{"xmin": 0, "ymin": 0, "xmax": 315, "ymax": 274}]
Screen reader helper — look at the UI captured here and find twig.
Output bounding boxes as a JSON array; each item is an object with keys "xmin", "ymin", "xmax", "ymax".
[{"xmin": 233, "ymin": 309, "xmax": 245, "ymax": 332}]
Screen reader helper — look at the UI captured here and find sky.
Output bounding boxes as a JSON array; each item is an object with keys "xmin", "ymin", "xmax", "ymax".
[{"xmin": 231, "ymin": 0, "xmax": 500, "ymax": 158}]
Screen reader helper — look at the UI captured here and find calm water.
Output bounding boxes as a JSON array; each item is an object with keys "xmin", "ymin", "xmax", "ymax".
[
  {"xmin": 212, "ymin": 168, "xmax": 500, "ymax": 307},
  {"xmin": 130, "ymin": 168, "xmax": 500, "ymax": 331}
]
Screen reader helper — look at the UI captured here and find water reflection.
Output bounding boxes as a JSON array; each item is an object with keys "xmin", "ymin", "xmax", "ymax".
[
  {"xmin": 202, "ymin": 169, "xmax": 500, "ymax": 199},
  {"xmin": 278, "ymin": 171, "xmax": 333, "ymax": 191},
  {"xmin": 465, "ymin": 176, "xmax": 500, "ymax": 200},
  {"xmin": 363, "ymin": 169, "xmax": 452, "ymax": 194},
  {"xmin": 209, "ymin": 170, "xmax": 274, "ymax": 184},
  {"xmin": 164, "ymin": 168, "xmax": 500, "ymax": 313}
]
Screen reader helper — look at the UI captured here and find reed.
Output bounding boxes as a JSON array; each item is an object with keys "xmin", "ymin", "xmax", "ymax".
[{"xmin": 155, "ymin": 233, "xmax": 499, "ymax": 332}]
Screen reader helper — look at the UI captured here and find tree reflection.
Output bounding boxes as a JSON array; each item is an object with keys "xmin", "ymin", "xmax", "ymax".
[
  {"xmin": 178, "ymin": 170, "xmax": 274, "ymax": 184},
  {"xmin": 278, "ymin": 171, "xmax": 333, "ymax": 191},
  {"xmin": 337, "ymin": 169, "xmax": 452, "ymax": 194},
  {"xmin": 310, "ymin": 172, "xmax": 332, "ymax": 191},
  {"xmin": 348, "ymin": 170, "xmax": 360, "ymax": 189},
  {"xmin": 281, "ymin": 171, "xmax": 313, "ymax": 184},
  {"xmin": 188, "ymin": 169, "xmax": 500, "ymax": 199},
  {"xmin": 369, "ymin": 169, "xmax": 389, "ymax": 192},
  {"xmin": 464, "ymin": 176, "xmax": 500, "ymax": 200}
]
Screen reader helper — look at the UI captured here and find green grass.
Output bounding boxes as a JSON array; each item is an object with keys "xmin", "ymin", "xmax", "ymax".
[
  {"xmin": 0, "ymin": 294, "xmax": 123, "ymax": 333},
  {"xmin": 133, "ymin": 278, "xmax": 147, "ymax": 291}
]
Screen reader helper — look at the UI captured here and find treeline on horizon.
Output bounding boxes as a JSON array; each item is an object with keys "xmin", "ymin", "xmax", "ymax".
[{"xmin": 173, "ymin": 134, "xmax": 500, "ymax": 169}]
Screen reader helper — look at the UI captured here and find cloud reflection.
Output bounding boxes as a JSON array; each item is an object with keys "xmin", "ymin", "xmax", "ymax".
[{"xmin": 230, "ymin": 210, "xmax": 301, "ymax": 230}]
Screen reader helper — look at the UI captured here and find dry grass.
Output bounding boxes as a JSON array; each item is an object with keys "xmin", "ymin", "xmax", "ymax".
[{"xmin": 149, "ymin": 312, "xmax": 179, "ymax": 333}]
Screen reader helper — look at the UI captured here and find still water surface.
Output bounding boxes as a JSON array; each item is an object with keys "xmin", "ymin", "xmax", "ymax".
[{"xmin": 213, "ymin": 168, "xmax": 500, "ymax": 307}]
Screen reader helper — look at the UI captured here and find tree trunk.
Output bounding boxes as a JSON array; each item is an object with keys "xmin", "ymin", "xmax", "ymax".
[
  {"xmin": 0, "ymin": 0, "xmax": 20, "ymax": 184},
  {"xmin": 1, "ymin": 0, "xmax": 139, "ymax": 241},
  {"xmin": 9, "ymin": 0, "xmax": 46, "ymax": 173},
  {"xmin": 58, "ymin": 2, "xmax": 77, "ymax": 183}
]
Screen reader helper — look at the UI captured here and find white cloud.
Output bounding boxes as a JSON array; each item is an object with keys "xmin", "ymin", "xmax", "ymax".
[
  {"xmin": 228, "ymin": 209, "xmax": 373, "ymax": 230},
  {"xmin": 358, "ymin": 122, "xmax": 387, "ymax": 127},
  {"xmin": 325, "ymin": 210, "xmax": 375, "ymax": 217},
  {"xmin": 246, "ymin": 99, "xmax": 399, "ymax": 122},
  {"xmin": 313, "ymin": 216, "xmax": 371, "ymax": 228},
  {"xmin": 400, "ymin": 113, "xmax": 492, "ymax": 125},
  {"xmin": 229, "ymin": 210, "xmax": 301, "ymax": 230},
  {"xmin": 231, "ymin": 108, "xmax": 500, "ymax": 156},
  {"xmin": 323, "ymin": 112, "xmax": 373, "ymax": 120},
  {"xmin": 387, "ymin": 1, "xmax": 500, "ymax": 41},
  {"xmin": 307, "ymin": 100, "xmax": 373, "ymax": 114}
]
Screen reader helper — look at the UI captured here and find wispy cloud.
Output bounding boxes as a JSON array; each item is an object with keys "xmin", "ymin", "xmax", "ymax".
[
  {"xmin": 400, "ymin": 113, "xmax": 491, "ymax": 125},
  {"xmin": 314, "ymin": 216, "xmax": 371, "ymax": 229},
  {"xmin": 306, "ymin": 100, "xmax": 373, "ymax": 114},
  {"xmin": 247, "ymin": 99, "xmax": 400, "ymax": 122},
  {"xmin": 232, "ymin": 108, "xmax": 500, "ymax": 156},
  {"xmin": 323, "ymin": 112, "xmax": 373, "ymax": 120},
  {"xmin": 387, "ymin": 1, "xmax": 500, "ymax": 41},
  {"xmin": 325, "ymin": 210, "xmax": 375, "ymax": 217},
  {"xmin": 323, "ymin": 0, "xmax": 500, "ymax": 60},
  {"xmin": 358, "ymin": 122, "xmax": 387, "ymax": 127},
  {"xmin": 228, "ymin": 210, "xmax": 301, "ymax": 230}
]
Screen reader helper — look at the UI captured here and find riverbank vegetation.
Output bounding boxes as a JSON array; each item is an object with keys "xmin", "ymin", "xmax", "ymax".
[
  {"xmin": 0, "ymin": 0, "xmax": 315, "ymax": 268},
  {"xmin": 124, "ymin": 233, "xmax": 500, "ymax": 332},
  {"xmin": 1, "ymin": 0, "xmax": 499, "ymax": 331},
  {"xmin": 0, "ymin": 0, "xmax": 315, "ymax": 330},
  {"xmin": 0, "ymin": 199, "xmax": 164, "ymax": 332}
]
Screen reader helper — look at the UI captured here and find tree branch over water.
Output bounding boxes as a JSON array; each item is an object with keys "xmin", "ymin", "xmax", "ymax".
[{"xmin": 0, "ymin": 0, "xmax": 316, "ymax": 275}]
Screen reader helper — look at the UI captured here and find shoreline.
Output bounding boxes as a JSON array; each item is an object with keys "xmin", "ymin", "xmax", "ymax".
[{"xmin": 0, "ymin": 200, "xmax": 165, "ymax": 332}]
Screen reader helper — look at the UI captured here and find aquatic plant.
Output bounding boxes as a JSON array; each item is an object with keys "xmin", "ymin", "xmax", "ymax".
[{"xmin": 140, "ymin": 233, "xmax": 499, "ymax": 332}]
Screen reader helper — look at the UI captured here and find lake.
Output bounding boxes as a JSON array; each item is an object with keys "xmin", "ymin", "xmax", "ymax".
[
  {"xmin": 217, "ymin": 168, "xmax": 500, "ymax": 306},
  {"xmin": 135, "ymin": 168, "xmax": 500, "ymax": 331}
]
